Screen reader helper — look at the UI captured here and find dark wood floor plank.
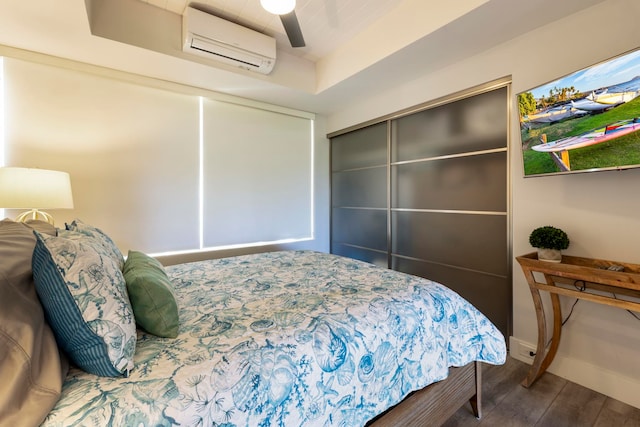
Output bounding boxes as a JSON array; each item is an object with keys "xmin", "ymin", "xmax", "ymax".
[
  {"xmin": 478, "ymin": 369, "xmax": 566, "ymax": 426},
  {"xmin": 441, "ymin": 356, "xmax": 640, "ymax": 427},
  {"xmin": 594, "ymin": 398, "xmax": 640, "ymax": 427},
  {"xmin": 536, "ymin": 381, "xmax": 607, "ymax": 427},
  {"xmin": 443, "ymin": 357, "xmax": 563, "ymax": 427},
  {"xmin": 441, "ymin": 360, "xmax": 529, "ymax": 426}
]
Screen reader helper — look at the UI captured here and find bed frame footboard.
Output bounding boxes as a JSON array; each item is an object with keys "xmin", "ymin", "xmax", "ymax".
[{"xmin": 367, "ymin": 361, "xmax": 481, "ymax": 426}]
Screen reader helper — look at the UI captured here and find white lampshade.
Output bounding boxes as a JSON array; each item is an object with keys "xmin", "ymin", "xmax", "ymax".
[
  {"xmin": 0, "ymin": 167, "xmax": 74, "ymax": 224},
  {"xmin": 260, "ymin": 0, "xmax": 295, "ymax": 15}
]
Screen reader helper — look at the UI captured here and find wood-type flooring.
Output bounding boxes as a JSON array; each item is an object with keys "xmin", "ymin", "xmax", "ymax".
[{"xmin": 442, "ymin": 355, "xmax": 640, "ymax": 427}]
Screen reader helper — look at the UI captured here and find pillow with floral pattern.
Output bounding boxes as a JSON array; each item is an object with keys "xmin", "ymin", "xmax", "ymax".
[{"xmin": 32, "ymin": 230, "xmax": 136, "ymax": 377}]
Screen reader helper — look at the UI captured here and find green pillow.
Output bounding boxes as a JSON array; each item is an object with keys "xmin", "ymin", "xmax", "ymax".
[{"xmin": 123, "ymin": 251, "xmax": 179, "ymax": 338}]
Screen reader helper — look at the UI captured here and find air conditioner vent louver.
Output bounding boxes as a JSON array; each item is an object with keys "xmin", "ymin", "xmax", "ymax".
[{"xmin": 182, "ymin": 7, "xmax": 276, "ymax": 75}]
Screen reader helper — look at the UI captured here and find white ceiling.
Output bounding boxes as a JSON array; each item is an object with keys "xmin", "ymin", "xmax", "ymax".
[{"xmin": 0, "ymin": 0, "xmax": 607, "ymax": 116}]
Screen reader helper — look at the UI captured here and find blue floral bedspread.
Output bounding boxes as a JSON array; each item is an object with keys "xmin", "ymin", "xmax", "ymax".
[{"xmin": 42, "ymin": 250, "xmax": 506, "ymax": 426}]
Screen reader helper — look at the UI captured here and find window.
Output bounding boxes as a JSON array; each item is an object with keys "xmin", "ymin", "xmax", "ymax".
[{"xmin": 2, "ymin": 56, "xmax": 314, "ymax": 254}]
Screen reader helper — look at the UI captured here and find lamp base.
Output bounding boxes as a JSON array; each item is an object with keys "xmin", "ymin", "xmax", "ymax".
[{"xmin": 15, "ymin": 209, "xmax": 56, "ymax": 225}]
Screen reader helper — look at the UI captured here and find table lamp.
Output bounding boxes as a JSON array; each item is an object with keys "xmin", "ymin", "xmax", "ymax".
[{"xmin": 0, "ymin": 167, "xmax": 74, "ymax": 225}]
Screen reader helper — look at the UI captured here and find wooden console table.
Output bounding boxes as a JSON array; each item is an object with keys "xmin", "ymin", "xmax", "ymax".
[{"xmin": 516, "ymin": 252, "xmax": 640, "ymax": 388}]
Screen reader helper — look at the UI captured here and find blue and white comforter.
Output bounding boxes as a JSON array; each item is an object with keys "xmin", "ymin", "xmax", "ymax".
[{"xmin": 43, "ymin": 250, "xmax": 506, "ymax": 426}]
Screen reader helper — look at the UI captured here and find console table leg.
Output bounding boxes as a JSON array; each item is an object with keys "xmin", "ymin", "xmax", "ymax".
[
  {"xmin": 522, "ymin": 277, "xmax": 563, "ymax": 388},
  {"xmin": 541, "ymin": 293, "xmax": 563, "ymax": 373},
  {"xmin": 522, "ymin": 281, "xmax": 547, "ymax": 387}
]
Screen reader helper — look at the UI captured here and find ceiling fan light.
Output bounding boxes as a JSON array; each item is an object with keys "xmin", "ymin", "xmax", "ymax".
[{"xmin": 260, "ymin": 0, "xmax": 295, "ymax": 15}]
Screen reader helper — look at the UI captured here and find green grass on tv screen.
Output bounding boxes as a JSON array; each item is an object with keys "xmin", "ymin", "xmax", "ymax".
[{"xmin": 521, "ymin": 98, "xmax": 640, "ymax": 176}]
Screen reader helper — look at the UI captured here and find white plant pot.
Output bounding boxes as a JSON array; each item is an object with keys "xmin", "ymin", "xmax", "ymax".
[{"xmin": 537, "ymin": 248, "xmax": 562, "ymax": 263}]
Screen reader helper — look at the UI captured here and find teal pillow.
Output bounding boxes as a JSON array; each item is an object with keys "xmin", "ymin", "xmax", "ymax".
[
  {"xmin": 123, "ymin": 251, "xmax": 179, "ymax": 338},
  {"xmin": 32, "ymin": 230, "xmax": 136, "ymax": 377}
]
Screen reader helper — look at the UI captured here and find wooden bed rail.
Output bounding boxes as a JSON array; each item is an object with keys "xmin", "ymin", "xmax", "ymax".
[{"xmin": 368, "ymin": 361, "xmax": 481, "ymax": 426}]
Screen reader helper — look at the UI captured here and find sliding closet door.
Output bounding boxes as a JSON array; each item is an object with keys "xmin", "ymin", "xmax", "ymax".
[
  {"xmin": 390, "ymin": 87, "xmax": 510, "ymax": 336},
  {"xmin": 331, "ymin": 123, "xmax": 388, "ymax": 267},
  {"xmin": 330, "ymin": 83, "xmax": 510, "ymax": 337}
]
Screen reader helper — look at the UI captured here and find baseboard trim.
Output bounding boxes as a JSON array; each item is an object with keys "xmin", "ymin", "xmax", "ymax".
[{"xmin": 509, "ymin": 336, "xmax": 640, "ymax": 409}]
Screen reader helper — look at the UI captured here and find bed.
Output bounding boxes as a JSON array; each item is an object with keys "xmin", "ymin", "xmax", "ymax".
[{"xmin": 0, "ymin": 219, "xmax": 506, "ymax": 427}]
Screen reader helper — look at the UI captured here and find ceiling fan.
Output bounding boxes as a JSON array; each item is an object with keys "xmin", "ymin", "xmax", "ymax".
[{"xmin": 260, "ymin": 0, "xmax": 306, "ymax": 48}]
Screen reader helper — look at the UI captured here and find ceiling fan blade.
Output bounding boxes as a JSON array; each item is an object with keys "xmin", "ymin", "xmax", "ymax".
[{"xmin": 280, "ymin": 10, "xmax": 305, "ymax": 48}]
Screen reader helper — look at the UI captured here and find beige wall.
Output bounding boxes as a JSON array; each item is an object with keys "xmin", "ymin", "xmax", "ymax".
[{"xmin": 327, "ymin": 0, "xmax": 640, "ymax": 408}]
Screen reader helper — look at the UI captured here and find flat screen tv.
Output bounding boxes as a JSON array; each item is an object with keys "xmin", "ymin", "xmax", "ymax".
[{"xmin": 518, "ymin": 47, "xmax": 640, "ymax": 177}]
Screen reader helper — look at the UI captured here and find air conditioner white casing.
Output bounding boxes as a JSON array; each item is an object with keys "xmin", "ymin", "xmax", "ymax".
[{"xmin": 182, "ymin": 7, "xmax": 276, "ymax": 75}]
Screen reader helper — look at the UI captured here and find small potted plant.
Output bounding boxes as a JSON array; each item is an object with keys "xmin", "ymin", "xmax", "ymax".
[{"xmin": 529, "ymin": 225, "xmax": 570, "ymax": 262}]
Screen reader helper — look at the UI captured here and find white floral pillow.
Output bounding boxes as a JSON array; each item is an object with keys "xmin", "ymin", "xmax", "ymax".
[
  {"xmin": 32, "ymin": 230, "xmax": 136, "ymax": 377},
  {"xmin": 65, "ymin": 219, "xmax": 124, "ymax": 270}
]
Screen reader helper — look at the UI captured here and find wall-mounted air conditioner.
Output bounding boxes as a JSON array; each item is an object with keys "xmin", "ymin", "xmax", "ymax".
[{"xmin": 182, "ymin": 6, "xmax": 276, "ymax": 75}]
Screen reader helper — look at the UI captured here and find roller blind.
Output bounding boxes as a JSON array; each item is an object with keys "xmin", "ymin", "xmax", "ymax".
[
  {"xmin": 2, "ymin": 57, "xmax": 314, "ymax": 254},
  {"xmin": 202, "ymin": 99, "xmax": 313, "ymax": 247}
]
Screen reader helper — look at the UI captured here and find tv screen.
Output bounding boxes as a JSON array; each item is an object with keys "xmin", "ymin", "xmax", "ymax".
[{"xmin": 518, "ymin": 47, "xmax": 640, "ymax": 177}]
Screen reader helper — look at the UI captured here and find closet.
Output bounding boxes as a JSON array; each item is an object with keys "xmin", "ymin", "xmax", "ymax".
[{"xmin": 330, "ymin": 81, "xmax": 511, "ymax": 337}]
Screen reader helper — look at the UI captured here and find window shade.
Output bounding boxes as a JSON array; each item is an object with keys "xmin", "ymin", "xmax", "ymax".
[
  {"xmin": 2, "ymin": 56, "xmax": 314, "ymax": 254},
  {"xmin": 202, "ymin": 99, "xmax": 313, "ymax": 247}
]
